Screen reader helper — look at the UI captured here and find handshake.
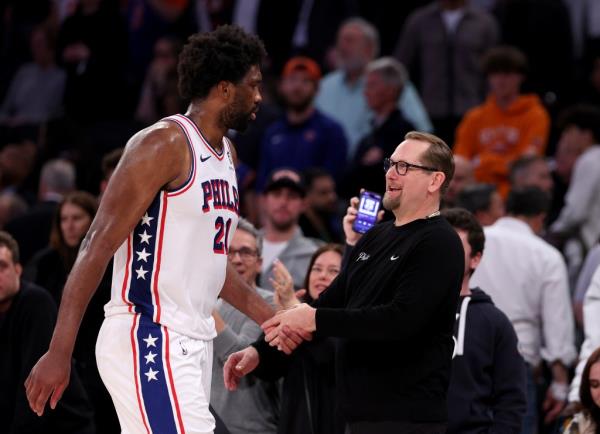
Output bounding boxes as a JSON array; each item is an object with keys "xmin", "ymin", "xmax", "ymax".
[{"xmin": 223, "ymin": 302, "xmax": 316, "ymax": 391}]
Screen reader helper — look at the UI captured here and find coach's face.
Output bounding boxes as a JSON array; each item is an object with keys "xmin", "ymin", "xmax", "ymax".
[
  {"xmin": 383, "ymin": 139, "xmax": 438, "ymax": 212},
  {"xmin": 223, "ymin": 65, "xmax": 262, "ymax": 132},
  {"xmin": 0, "ymin": 246, "xmax": 21, "ymax": 313}
]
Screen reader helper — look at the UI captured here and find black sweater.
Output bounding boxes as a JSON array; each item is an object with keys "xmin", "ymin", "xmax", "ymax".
[
  {"xmin": 312, "ymin": 216, "xmax": 464, "ymax": 423},
  {"xmin": 447, "ymin": 289, "xmax": 527, "ymax": 434}
]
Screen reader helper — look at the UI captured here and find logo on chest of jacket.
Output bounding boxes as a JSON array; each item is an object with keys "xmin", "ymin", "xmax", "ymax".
[{"xmin": 356, "ymin": 252, "xmax": 370, "ymax": 262}]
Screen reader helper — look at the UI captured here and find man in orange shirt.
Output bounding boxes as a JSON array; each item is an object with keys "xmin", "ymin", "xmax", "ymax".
[{"xmin": 454, "ymin": 46, "xmax": 550, "ymax": 198}]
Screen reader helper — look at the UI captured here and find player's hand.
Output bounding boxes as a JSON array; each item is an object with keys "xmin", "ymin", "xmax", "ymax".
[
  {"xmin": 223, "ymin": 347, "xmax": 259, "ymax": 391},
  {"xmin": 25, "ymin": 351, "xmax": 71, "ymax": 416},
  {"xmin": 262, "ymin": 304, "xmax": 316, "ymax": 354}
]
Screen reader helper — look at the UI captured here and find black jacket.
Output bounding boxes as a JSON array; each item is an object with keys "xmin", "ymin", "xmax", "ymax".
[
  {"xmin": 0, "ymin": 281, "xmax": 95, "ymax": 434},
  {"xmin": 253, "ymin": 337, "xmax": 345, "ymax": 434},
  {"xmin": 313, "ymin": 216, "xmax": 464, "ymax": 423},
  {"xmin": 447, "ymin": 288, "xmax": 527, "ymax": 434}
]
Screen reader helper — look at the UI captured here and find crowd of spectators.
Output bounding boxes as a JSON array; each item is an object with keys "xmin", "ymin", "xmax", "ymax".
[{"xmin": 3, "ymin": 0, "xmax": 600, "ymax": 433}]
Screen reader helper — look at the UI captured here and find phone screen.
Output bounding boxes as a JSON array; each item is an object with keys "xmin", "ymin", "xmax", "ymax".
[{"xmin": 352, "ymin": 191, "xmax": 382, "ymax": 234}]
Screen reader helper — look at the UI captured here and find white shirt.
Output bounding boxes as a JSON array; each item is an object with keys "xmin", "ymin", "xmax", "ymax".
[
  {"xmin": 261, "ymin": 239, "xmax": 289, "ymax": 274},
  {"xmin": 551, "ymin": 145, "xmax": 600, "ymax": 251},
  {"xmin": 569, "ymin": 265, "xmax": 600, "ymax": 402},
  {"xmin": 471, "ymin": 217, "xmax": 576, "ymax": 366}
]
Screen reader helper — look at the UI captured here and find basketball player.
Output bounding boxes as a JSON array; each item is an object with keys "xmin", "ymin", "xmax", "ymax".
[{"xmin": 25, "ymin": 26, "xmax": 283, "ymax": 434}]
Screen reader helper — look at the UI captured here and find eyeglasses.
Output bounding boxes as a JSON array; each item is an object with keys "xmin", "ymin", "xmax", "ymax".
[
  {"xmin": 228, "ymin": 247, "xmax": 259, "ymax": 260},
  {"xmin": 383, "ymin": 158, "xmax": 439, "ymax": 176}
]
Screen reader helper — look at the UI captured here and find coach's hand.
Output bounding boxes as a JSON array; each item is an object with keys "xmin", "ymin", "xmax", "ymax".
[
  {"xmin": 25, "ymin": 350, "xmax": 71, "ymax": 416},
  {"xmin": 343, "ymin": 191, "xmax": 385, "ymax": 246},
  {"xmin": 223, "ymin": 347, "xmax": 260, "ymax": 391},
  {"xmin": 263, "ymin": 304, "xmax": 316, "ymax": 354}
]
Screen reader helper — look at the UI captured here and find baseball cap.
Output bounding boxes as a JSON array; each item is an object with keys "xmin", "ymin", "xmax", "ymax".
[
  {"xmin": 282, "ymin": 56, "xmax": 322, "ymax": 82},
  {"xmin": 263, "ymin": 168, "xmax": 306, "ymax": 197}
]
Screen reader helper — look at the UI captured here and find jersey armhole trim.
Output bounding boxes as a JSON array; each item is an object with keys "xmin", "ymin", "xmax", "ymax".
[{"xmin": 164, "ymin": 116, "xmax": 197, "ymax": 196}]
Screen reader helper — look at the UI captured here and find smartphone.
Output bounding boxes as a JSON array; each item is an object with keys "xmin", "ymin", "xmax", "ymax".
[{"xmin": 352, "ymin": 190, "xmax": 382, "ymax": 234}]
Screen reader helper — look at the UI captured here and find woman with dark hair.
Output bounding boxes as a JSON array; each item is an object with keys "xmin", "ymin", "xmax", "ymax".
[
  {"xmin": 565, "ymin": 346, "xmax": 600, "ymax": 433},
  {"xmin": 252, "ymin": 244, "xmax": 345, "ymax": 434},
  {"xmin": 272, "ymin": 243, "xmax": 344, "ymax": 306},
  {"xmin": 25, "ymin": 191, "xmax": 97, "ymax": 302}
]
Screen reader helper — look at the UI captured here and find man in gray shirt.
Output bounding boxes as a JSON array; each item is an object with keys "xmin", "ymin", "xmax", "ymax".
[{"xmin": 211, "ymin": 218, "xmax": 279, "ymax": 434}]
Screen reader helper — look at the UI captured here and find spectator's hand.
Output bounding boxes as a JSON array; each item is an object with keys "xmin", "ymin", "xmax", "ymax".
[
  {"xmin": 223, "ymin": 347, "xmax": 259, "ymax": 391},
  {"xmin": 343, "ymin": 193, "xmax": 385, "ymax": 246},
  {"xmin": 543, "ymin": 381, "xmax": 568, "ymax": 424},
  {"xmin": 262, "ymin": 304, "xmax": 316, "ymax": 354},
  {"xmin": 270, "ymin": 259, "xmax": 303, "ymax": 310},
  {"xmin": 25, "ymin": 351, "xmax": 71, "ymax": 416}
]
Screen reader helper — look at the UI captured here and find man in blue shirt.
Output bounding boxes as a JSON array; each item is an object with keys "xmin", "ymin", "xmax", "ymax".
[{"xmin": 256, "ymin": 57, "xmax": 348, "ymax": 191}]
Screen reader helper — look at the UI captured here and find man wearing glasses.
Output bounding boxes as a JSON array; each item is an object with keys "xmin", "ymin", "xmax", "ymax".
[
  {"xmin": 224, "ymin": 131, "xmax": 465, "ymax": 434},
  {"xmin": 211, "ymin": 218, "xmax": 278, "ymax": 434}
]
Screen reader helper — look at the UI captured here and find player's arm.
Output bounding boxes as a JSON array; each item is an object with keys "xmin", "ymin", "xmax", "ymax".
[
  {"xmin": 220, "ymin": 262, "xmax": 274, "ymax": 325},
  {"xmin": 25, "ymin": 122, "xmax": 189, "ymax": 416}
]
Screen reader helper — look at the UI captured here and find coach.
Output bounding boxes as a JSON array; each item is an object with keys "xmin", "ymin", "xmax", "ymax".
[{"xmin": 225, "ymin": 132, "xmax": 464, "ymax": 434}]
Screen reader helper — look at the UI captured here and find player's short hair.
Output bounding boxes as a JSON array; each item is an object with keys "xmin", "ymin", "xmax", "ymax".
[
  {"xmin": 236, "ymin": 218, "xmax": 263, "ymax": 257},
  {"xmin": 178, "ymin": 25, "xmax": 266, "ymax": 101},
  {"xmin": 0, "ymin": 231, "xmax": 20, "ymax": 264},
  {"xmin": 405, "ymin": 131, "xmax": 454, "ymax": 195},
  {"xmin": 441, "ymin": 208, "xmax": 485, "ymax": 257}
]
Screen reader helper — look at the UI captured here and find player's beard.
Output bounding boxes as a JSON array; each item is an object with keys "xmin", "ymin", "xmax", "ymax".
[{"xmin": 221, "ymin": 95, "xmax": 254, "ymax": 132}]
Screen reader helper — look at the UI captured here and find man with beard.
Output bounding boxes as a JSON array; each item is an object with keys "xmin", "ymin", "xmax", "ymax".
[
  {"xmin": 25, "ymin": 26, "xmax": 278, "ymax": 434},
  {"xmin": 255, "ymin": 56, "xmax": 347, "ymax": 191},
  {"xmin": 258, "ymin": 168, "xmax": 319, "ymax": 291},
  {"xmin": 226, "ymin": 132, "xmax": 465, "ymax": 434}
]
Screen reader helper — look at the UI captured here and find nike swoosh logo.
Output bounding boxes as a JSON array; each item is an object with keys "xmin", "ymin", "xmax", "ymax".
[
  {"xmin": 200, "ymin": 155, "xmax": 211, "ymax": 162},
  {"xmin": 390, "ymin": 255, "xmax": 399, "ymax": 261}
]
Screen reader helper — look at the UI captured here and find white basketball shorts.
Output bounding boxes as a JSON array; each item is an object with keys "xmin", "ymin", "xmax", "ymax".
[{"xmin": 96, "ymin": 314, "xmax": 215, "ymax": 434}]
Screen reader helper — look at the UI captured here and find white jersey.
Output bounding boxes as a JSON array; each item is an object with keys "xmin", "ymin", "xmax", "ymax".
[{"xmin": 105, "ymin": 114, "xmax": 239, "ymax": 340}]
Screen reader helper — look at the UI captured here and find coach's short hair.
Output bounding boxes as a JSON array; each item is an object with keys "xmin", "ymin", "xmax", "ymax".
[
  {"xmin": 178, "ymin": 25, "xmax": 266, "ymax": 101},
  {"xmin": 405, "ymin": 131, "xmax": 454, "ymax": 195}
]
